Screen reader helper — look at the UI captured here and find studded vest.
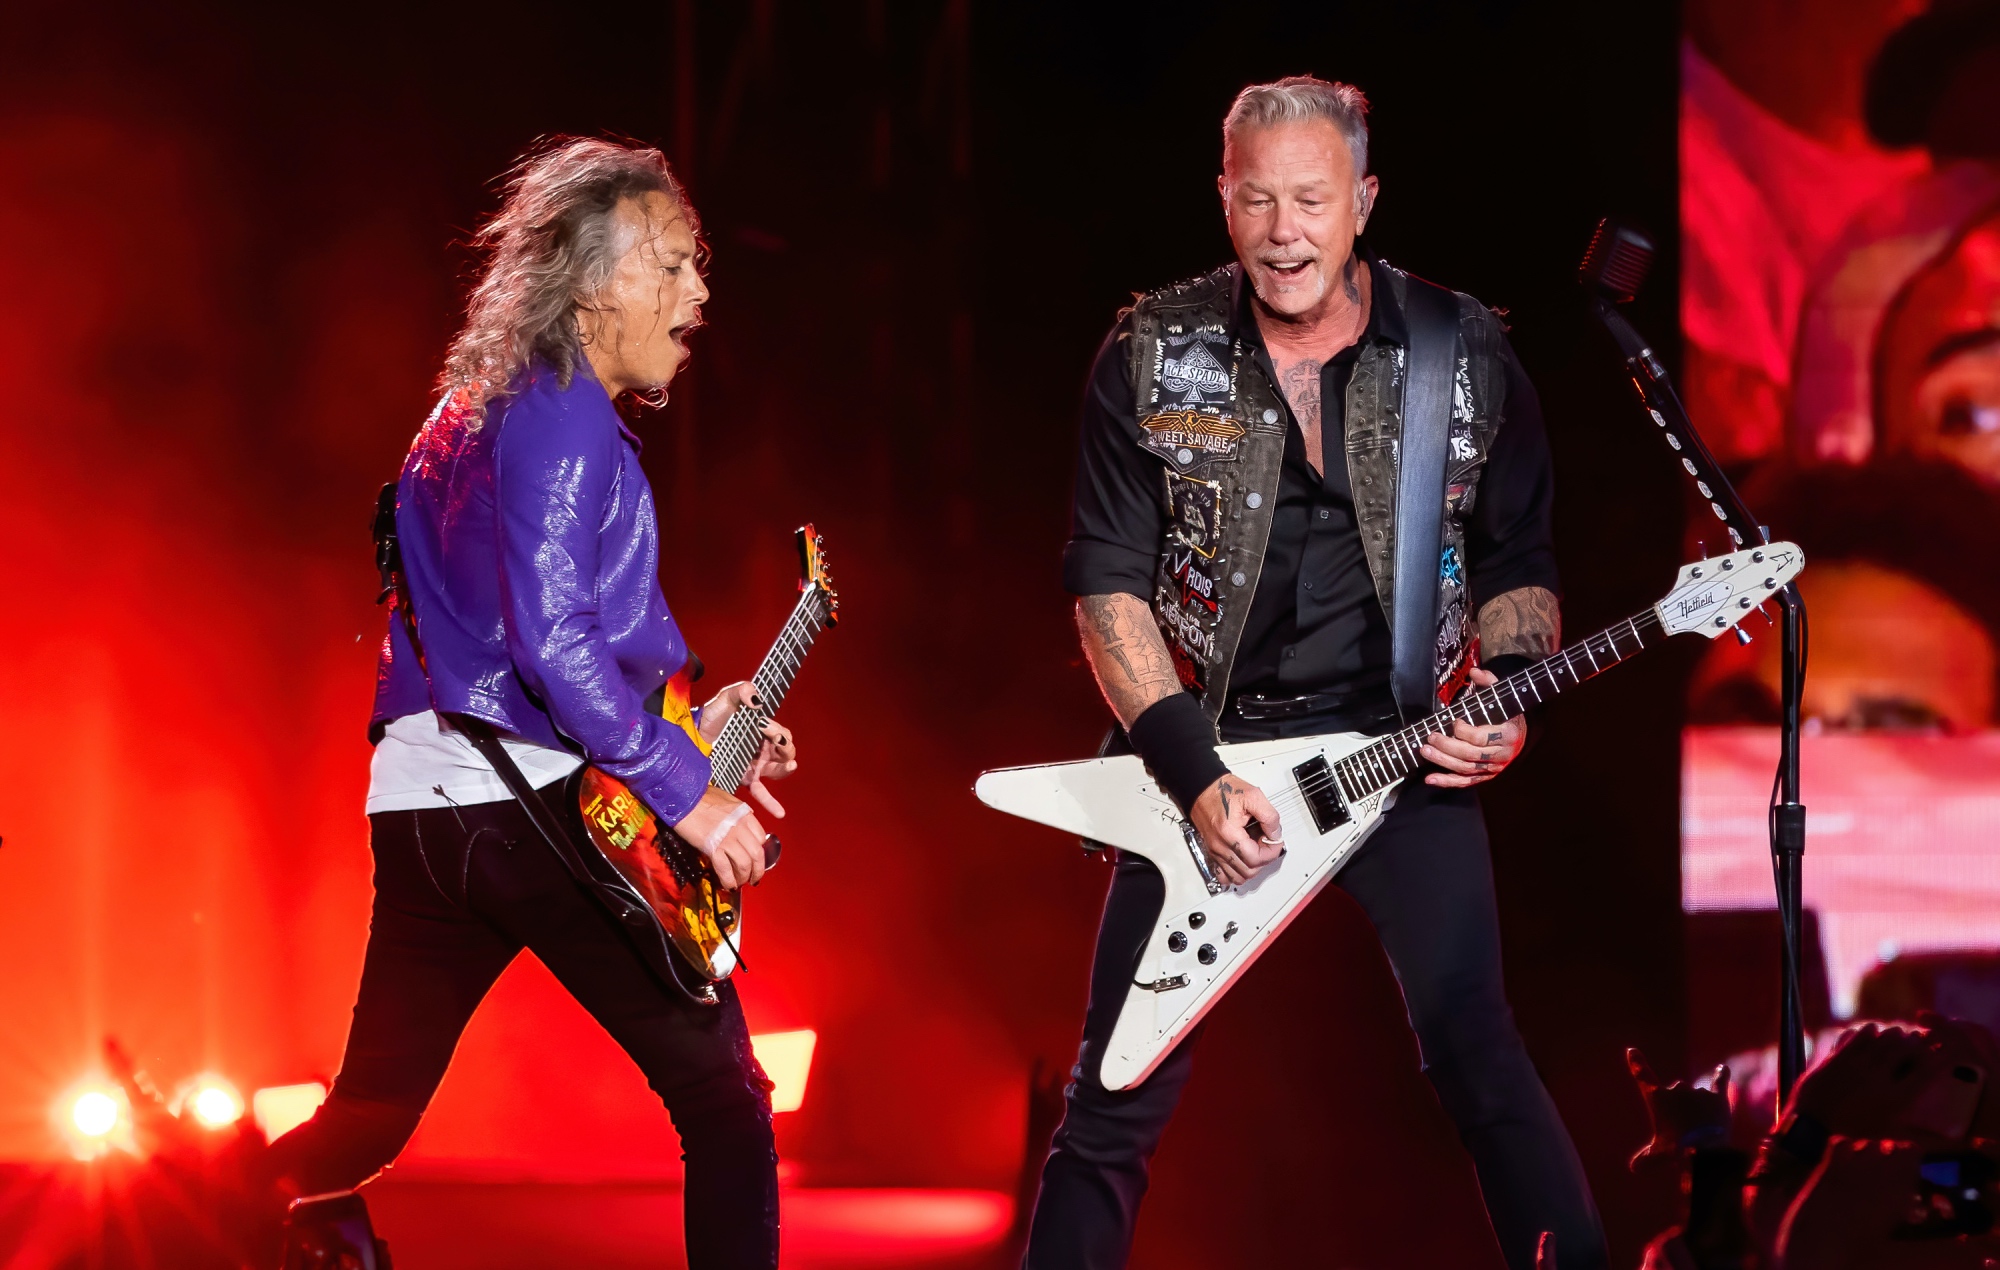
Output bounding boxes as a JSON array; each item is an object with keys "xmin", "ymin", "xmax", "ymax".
[{"xmin": 1126, "ymin": 261, "xmax": 1512, "ymax": 725}]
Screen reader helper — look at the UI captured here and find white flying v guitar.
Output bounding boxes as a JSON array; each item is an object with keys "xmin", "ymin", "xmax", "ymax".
[{"xmin": 976, "ymin": 543, "xmax": 1805, "ymax": 1090}]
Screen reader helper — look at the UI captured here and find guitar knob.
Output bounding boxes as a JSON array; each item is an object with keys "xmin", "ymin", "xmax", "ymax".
[
  {"xmin": 1168, "ymin": 931, "xmax": 1187, "ymax": 953},
  {"xmin": 1197, "ymin": 944, "xmax": 1218, "ymax": 965},
  {"xmin": 1188, "ymin": 911, "xmax": 1206, "ymax": 928}
]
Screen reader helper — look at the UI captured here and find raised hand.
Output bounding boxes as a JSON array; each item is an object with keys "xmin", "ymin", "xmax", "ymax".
[
  {"xmin": 1627, "ymin": 1047, "xmax": 1731, "ymax": 1169},
  {"xmin": 1789, "ymin": 1023, "xmax": 1939, "ymax": 1139}
]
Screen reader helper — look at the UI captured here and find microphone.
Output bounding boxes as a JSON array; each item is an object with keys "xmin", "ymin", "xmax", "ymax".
[
  {"xmin": 1578, "ymin": 218, "xmax": 1666, "ymax": 377},
  {"xmin": 1578, "ymin": 218, "xmax": 1656, "ymax": 304}
]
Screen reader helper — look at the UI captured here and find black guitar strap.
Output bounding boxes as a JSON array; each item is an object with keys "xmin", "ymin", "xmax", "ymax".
[
  {"xmin": 371, "ymin": 481, "xmax": 715, "ymax": 1005},
  {"xmin": 1390, "ymin": 280, "xmax": 1460, "ymax": 720}
]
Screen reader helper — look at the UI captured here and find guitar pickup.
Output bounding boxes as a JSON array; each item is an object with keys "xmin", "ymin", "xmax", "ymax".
[
  {"xmin": 1135, "ymin": 974, "xmax": 1190, "ymax": 992},
  {"xmin": 1292, "ymin": 756, "xmax": 1351, "ymax": 835}
]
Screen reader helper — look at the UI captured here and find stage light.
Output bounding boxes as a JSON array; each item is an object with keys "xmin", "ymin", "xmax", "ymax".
[
  {"xmin": 172, "ymin": 1074, "xmax": 244, "ymax": 1129},
  {"xmin": 252, "ymin": 1081, "xmax": 328, "ymax": 1142},
  {"xmin": 750, "ymin": 1029, "xmax": 816, "ymax": 1114},
  {"xmin": 55, "ymin": 1081, "xmax": 132, "ymax": 1159},
  {"xmin": 72, "ymin": 1091, "xmax": 118, "ymax": 1137}
]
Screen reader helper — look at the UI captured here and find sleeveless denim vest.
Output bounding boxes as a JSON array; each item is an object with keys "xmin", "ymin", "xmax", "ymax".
[{"xmin": 1125, "ymin": 261, "xmax": 1511, "ymax": 725}]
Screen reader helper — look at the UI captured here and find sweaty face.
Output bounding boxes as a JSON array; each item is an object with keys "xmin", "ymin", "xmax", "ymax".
[
  {"xmin": 1879, "ymin": 214, "xmax": 2000, "ymax": 485},
  {"xmin": 584, "ymin": 191, "xmax": 708, "ymax": 396},
  {"xmin": 1221, "ymin": 119, "xmax": 1375, "ymax": 319}
]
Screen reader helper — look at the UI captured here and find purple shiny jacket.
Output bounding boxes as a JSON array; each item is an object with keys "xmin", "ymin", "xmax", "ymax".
[{"xmin": 370, "ymin": 361, "xmax": 712, "ymax": 824}]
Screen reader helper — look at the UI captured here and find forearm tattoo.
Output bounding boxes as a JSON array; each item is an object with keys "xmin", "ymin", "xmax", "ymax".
[
  {"xmin": 1078, "ymin": 593, "xmax": 1181, "ymax": 727},
  {"xmin": 1478, "ymin": 585, "xmax": 1561, "ymax": 661}
]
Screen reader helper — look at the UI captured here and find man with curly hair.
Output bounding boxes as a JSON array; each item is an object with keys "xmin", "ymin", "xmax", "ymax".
[{"xmin": 263, "ymin": 137, "xmax": 794, "ymax": 1270}]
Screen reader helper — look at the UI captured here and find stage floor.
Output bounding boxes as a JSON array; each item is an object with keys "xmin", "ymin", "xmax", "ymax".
[
  {"xmin": 0, "ymin": 1162, "xmax": 1014, "ymax": 1269},
  {"xmin": 367, "ymin": 1178, "xmax": 1013, "ymax": 1269}
]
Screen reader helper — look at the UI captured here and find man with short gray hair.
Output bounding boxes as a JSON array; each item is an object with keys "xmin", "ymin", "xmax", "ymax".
[{"xmin": 1023, "ymin": 77, "xmax": 1607, "ymax": 1268}]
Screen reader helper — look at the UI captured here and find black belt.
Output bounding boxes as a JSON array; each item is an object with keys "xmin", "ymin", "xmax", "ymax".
[{"xmin": 1229, "ymin": 690, "xmax": 1393, "ymax": 723}]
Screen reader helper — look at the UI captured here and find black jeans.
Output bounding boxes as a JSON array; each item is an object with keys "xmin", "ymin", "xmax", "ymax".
[
  {"xmin": 264, "ymin": 797, "xmax": 779, "ymax": 1269},
  {"xmin": 1023, "ymin": 715, "xmax": 1607, "ymax": 1270}
]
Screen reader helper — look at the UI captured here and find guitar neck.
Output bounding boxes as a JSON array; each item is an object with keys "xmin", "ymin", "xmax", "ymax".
[
  {"xmin": 708, "ymin": 588, "xmax": 831, "ymax": 792},
  {"xmin": 1332, "ymin": 607, "xmax": 1668, "ymax": 804}
]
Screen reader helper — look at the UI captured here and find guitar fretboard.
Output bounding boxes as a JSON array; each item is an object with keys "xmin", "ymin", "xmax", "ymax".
[
  {"xmin": 709, "ymin": 588, "xmax": 832, "ymax": 792},
  {"xmin": 1331, "ymin": 608, "xmax": 1666, "ymax": 804}
]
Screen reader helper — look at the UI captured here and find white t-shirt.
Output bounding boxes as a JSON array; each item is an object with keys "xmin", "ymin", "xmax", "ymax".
[{"xmin": 366, "ymin": 710, "xmax": 585, "ymax": 814}]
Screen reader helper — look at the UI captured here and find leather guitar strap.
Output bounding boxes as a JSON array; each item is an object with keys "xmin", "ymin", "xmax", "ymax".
[{"xmin": 1390, "ymin": 279, "xmax": 1459, "ymax": 721}]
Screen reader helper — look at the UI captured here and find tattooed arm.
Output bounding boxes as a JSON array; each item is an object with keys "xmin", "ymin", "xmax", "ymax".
[
  {"xmin": 1075, "ymin": 593, "xmax": 1286, "ymax": 882},
  {"xmin": 1477, "ymin": 584, "xmax": 1562, "ymax": 661},
  {"xmin": 1075, "ymin": 592, "xmax": 1182, "ymax": 729},
  {"xmin": 1418, "ymin": 587, "xmax": 1561, "ymax": 789}
]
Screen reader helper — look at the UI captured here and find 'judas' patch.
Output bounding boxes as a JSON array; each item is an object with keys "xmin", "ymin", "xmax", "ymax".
[
  {"xmin": 1166, "ymin": 473, "xmax": 1224, "ymax": 559},
  {"xmin": 1139, "ymin": 411, "xmax": 1247, "ymax": 471}
]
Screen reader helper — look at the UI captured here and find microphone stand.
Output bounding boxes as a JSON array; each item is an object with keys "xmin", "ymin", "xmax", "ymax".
[{"xmin": 1584, "ymin": 286, "xmax": 1810, "ymax": 1113}]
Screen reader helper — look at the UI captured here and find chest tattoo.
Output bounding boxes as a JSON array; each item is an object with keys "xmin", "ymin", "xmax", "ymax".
[{"xmin": 1278, "ymin": 359, "xmax": 1325, "ymax": 471}]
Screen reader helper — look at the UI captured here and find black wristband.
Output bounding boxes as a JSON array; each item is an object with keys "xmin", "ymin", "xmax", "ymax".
[{"xmin": 1127, "ymin": 692, "xmax": 1229, "ymax": 816}]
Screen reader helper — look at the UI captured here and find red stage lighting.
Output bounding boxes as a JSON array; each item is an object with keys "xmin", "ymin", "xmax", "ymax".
[
  {"xmin": 72, "ymin": 1090, "xmax": 118, "ymax": 1137},
  {"xmin": 55, "ymin": 1081, "xmax": 131, "ymax": 1159},
  {"xmin": 172, "ymin": 1074, "xmax": 245, "ymax": 1129},
  {"xmin": 749, "ymin": 1029, "xmax": 816, "ymax": 1114},
  {"xmin": 252, "ymin": 1081, "xmax": 328, "ymax": 1142}
]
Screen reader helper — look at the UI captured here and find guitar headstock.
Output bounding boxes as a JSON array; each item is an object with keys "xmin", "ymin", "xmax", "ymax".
[
  {"xmin": 797, "ymin": 524, "xmax": 840, "ymax": 627},
  {"xmin": 1655, "ymin": 541, "xmax": 1804, "ymax": 638}
]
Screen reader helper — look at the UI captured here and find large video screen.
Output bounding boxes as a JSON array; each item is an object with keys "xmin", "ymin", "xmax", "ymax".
[{"xmin": 1681, "ymin": 3, "xmax": 2000, "ymax": 1041}]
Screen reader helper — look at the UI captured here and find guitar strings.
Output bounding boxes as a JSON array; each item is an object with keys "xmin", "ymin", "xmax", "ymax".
[
  {"xmin": 709, "ymin": 595, "xmax": 830, "ymax": 787},
  {"xmin": 1185, "ymin": 611, "xmax": 1661, "ymax": 838}
]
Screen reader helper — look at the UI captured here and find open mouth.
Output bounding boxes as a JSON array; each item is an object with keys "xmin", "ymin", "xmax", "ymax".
[
  {"xmin": 1263, "ymin": 259, "xmax": 1315, "ymax": 280},
  {"xmin": 669, "ymin": 312, "xmax": 704, "ymax": 351}
]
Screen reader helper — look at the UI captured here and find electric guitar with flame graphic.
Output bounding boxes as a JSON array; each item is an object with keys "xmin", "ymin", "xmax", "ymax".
[{"xmin": 564, "ymin": 526, "xmax": 838, "ymax": 984}]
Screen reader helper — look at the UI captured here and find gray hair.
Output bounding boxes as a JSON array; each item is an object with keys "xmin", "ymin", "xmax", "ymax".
[
  {"xmin": 440, "ymin": 136, "xmax": 700, "ymax": 418},
  {"xmin": 1222, "ymin": 76, "xmax": 1370, "ymax": 176}
]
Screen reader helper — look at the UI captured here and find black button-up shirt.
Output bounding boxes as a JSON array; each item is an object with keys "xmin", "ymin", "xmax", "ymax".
[{"xmin": 1063, "ymin": 255, "xmax": 1560, "ymax": 708}]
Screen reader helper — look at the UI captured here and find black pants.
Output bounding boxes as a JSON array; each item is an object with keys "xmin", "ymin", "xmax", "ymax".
[
  {"xmin": 264, "ymin": 797, "xmax": 779, "ymax": 1269},
  {"xmin": 1023, "ymin": 719, "xmax": 1607, "ymax": 1270}
]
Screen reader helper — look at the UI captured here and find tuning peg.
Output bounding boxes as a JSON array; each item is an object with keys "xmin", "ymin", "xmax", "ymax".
[
  {"xmin": 1697, "ymin": 539, "xmax": 1707, "ymax": 559},
  {"xmin": 1734, "ymin": 627, "xmax": 1752, "ymax": 646}
]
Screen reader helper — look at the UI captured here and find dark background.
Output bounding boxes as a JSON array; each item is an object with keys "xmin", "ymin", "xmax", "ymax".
[{"xmin": 0, "ymin": 2, "xmax": 1688, "ymax": 1265}]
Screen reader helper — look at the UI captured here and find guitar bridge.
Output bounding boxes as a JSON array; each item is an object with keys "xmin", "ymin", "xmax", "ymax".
[
  {"xmin": 1135, "ymin": 974, "xmax": 1190, "ymax": 992},
  {"xmin": 1292, "ymin": 755, "xmax": 1351, "ymax": 835},
  {"xmin": 1180, "ymin": 820, "xmax": 1225, "ymax": 896}
]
